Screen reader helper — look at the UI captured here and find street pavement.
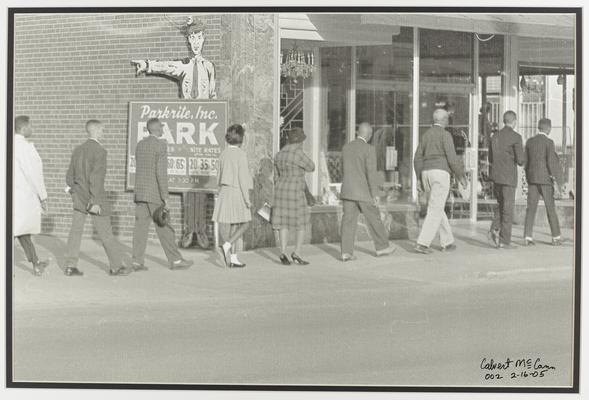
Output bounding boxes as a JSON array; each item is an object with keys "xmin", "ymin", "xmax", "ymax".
[{"xmin": 11, "ymin": 221, "xmax": 576, "ymax": 387}]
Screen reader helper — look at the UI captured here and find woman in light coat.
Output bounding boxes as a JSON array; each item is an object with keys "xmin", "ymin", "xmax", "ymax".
[
  {"xmin": 14, "ymin": 116, "xmax": 49, "ymax": 275},
  {"xmin": 212, "ymin": 124, "xmax": 253, "ymax": 268}
]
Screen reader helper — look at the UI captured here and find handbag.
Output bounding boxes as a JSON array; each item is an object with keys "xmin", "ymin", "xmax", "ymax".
[{"xmin": 257, "ymin": 202, "xmax": 272, "ymax": 222}]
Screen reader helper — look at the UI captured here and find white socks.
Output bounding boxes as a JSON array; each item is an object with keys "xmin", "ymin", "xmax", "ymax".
[
  {"xmin": 230, "ymin": 254, "xmax": 240, "ymax": 264},
  {"xmin": 222, "ymin": 242, "xmax": 231, "ymax": 253}
]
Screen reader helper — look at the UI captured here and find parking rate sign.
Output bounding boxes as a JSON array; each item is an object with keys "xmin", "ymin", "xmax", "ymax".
[{"xmin": 127, "ymin": 100, "xmax": 228, "ymax": 192}]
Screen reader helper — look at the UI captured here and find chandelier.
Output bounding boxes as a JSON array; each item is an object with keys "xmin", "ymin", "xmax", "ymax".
[{"xmin": 280, "ymin": 45, "xmax": 315, "ymax": 81}]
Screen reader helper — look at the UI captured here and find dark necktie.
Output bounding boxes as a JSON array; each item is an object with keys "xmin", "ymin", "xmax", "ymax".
[{"xmin": 191, "ymin": 59, "xmax": 199, "ymax": 99}]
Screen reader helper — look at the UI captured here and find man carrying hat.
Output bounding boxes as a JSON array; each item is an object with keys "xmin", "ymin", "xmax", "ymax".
[{"xmin": 132, "ymin": 118, "xmax": 193, "ymax": 271}]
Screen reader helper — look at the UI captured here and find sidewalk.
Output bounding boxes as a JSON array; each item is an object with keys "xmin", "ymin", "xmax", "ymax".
[
  {"xmin": 12, "ymin": 221, "xmax": 575, "ymax": 310},
  {"xmin": 11, "ymin": 220, "xmax": 575, "ymax": 386}
]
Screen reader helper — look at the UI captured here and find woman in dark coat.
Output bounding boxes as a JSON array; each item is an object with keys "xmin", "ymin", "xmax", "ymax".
[{"xmin": 273, "ymin": 128, "xmax": 315, "ymax": 265}]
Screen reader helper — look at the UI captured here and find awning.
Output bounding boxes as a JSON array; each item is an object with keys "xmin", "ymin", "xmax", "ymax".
[
  {"xmin": 279, "ymin": 13, "xmax": 400, "ymax": 45},
  {"xmin": 360, "ymin": 13, "xmax": 575, "ymax": 40}
]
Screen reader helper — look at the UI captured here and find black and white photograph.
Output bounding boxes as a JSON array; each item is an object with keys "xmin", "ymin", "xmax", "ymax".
[{"xmin": 2, "ymin": 1, "xmax": 584, "ymax": 397}]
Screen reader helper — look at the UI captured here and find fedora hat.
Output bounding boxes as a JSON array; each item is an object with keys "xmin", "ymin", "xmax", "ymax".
[{"xmin": 153, "ymin": 205, "xmax": 170, "ymax": 227}]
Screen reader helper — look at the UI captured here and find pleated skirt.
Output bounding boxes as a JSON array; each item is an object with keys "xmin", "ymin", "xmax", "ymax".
[{"xmin": 212, "ymin": 185, "xmax": 252, "ymax": 224}]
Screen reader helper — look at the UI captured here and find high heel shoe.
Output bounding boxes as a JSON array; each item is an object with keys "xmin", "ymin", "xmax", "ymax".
[
  {"xmin": 279, "ymin": 254, "xmax": 291, "ymax": 265},
  {"xmin": 291, "ymin": 253, "xmax": 309, "ymax": 265}
]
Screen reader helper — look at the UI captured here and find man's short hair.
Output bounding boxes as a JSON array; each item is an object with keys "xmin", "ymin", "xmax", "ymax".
[
  {"xmin": 356, "ymin": 122, "xmax": 373, "ymax": 140},
  {"xmin": 146, "ymin": 118, "xmax": 161, "ymax": 133},
  {"xmin": 225, "ymin": 124, "xmax": 244, "ymax": 145},
  {"xmin": 85, "ymin": 119, "xmax": 102, "ymax": 133},
  {"xmin": 538, "ymin": 118, "xmax": 552, "ymax": 131},
  {"xmin": 433, "ymin": 109, "xmax": 449, "ymax": 124},
  {"xmin": 503, "ymin": 111, "xmax": 517, "ymax": 125},
  {"xmin": 14, "ymin": 115, "xmax": 30, "ymax": 132}
]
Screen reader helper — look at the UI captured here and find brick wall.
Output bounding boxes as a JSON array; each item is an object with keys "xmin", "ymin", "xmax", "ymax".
[{"xmin": 13, "ymin": 12, "xmax": 276, "ymax": 242}]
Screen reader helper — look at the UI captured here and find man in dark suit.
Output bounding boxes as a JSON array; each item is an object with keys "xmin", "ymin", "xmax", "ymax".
[
  {"xmin": 64, "ymin": 120, "xmax": 129, "ymax": 276},
  {"xmin": 523, "ymin": 118, "xmax": 563, "ymax": 246},
  {"xmin": 132, "ymin": 118, "xmax": 193, "ymax": 270},
  {"xmin": 489, "ymin": 110, "xmax": 526, "ymax": 248},
  {"xmin": 340, "ymin": 122, "xmax": 396, "ymax": 261},
  {"xmin": 413, "ymin": 109, "xmax": 467, "ymax": 254}
]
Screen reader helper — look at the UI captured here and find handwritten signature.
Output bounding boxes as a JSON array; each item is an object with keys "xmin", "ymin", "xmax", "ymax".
[{"xmin": 480, "ymin": 357, "xmax": 556, "ymax": 380}]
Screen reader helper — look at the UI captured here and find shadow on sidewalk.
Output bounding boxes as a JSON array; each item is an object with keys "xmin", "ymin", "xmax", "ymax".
[
  {"xmin": 451, "ymin": 233, "xmax": 493, "ymax": 249},
  {"xmin": 117, "ymin": 242, "xmax": 175, "ymax": 270},
  {"xmin": 12, "ymin": 243, "xmax": 36, "ymax": 275},
  {"xmin": 252, "ymin": 247, "xmax": 283, "ymax": 265},
  {"xmin": 34, "ymin": 235, "xmax": 111, "ymax": 273}
]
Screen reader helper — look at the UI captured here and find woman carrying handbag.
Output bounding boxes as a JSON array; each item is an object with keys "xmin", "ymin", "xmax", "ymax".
[{"xmin": 272, "ymin": 127, "xmax": 316, "ymax": 265}]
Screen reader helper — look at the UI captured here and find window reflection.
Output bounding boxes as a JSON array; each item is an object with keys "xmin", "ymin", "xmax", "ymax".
[{"xmin": 355, "ymin": 27, "xmax": 414, "ymax": 202}]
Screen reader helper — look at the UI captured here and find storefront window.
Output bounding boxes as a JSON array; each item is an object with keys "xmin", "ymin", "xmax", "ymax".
[
  {"xmin": 418, "ymin": 29, "xmax": 473, "ymax": 214},
  {"xmin": 517, "ymin": 36, "xmax": 575, "ymax": 197},
  {"xmin": 420, "ymin": 29, "xmax": 473, "ymax": 84},
  {"xmin": 419, "ymin": 30, "xmax": 473, "ymax": 144},
  {"xmin": 317, "ymin": 46, "xmax": 351, "ymax": 200},
  {"xmin": 478, "ymin": 34, "xmax": 504, "ymax": 202},
  {"xmin": 279, "ymin": 76, "xmax": 304, "ymax": 148},
  {"xmin": 355, "ymin": 27, "xmax": 414, "ymax": 201}
]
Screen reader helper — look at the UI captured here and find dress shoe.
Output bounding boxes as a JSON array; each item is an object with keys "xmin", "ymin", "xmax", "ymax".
[
  {"xmin": 64, "ymin": 266, "xmax": 83, "ymax": 276},
  {"xmin": 499, "ymin": 243, "xmax": 518, "ymax": 250},
  {"xmin": 552, "ymin": 237, "xmax": 563, "ymax": 246},
  {"xmin": 524, "ymin": 238, "xmax": 536, "ymax": 246},
  {"xmin": 489, "ymin": 229, "xmax": 500, "ymax": 248},
  {"xmin": 414, "ymin": 244, "xmax": 432, "ymax": 254},
  {"xmin": 229, "ymin": 262, "xmax": 246, "ymax": 268},
  {"xmin": 291, "ymin": 252, "xmax": 310, "ymax": 265},
  {"xmin": 341, "ymin": 253, "xmax": 357, "ymax": 262},
  {"xmin": 32, "ymin": 260, "xmax": 49, "ymax": 276},
  {"xmin": 170, "ymin": 259, "xmax": 193, "ymax": 270},
  {"xmin": 376, "ymin": 245, "xmax": 396, "ymax": 257},
  {"xmin": 279, "ymin": 254, "xmax": 291, "ymax": 265},
  {"xmin": 109, "ymin": 266, "xmax": 132, "ymax": 276},
  {"xmin": 441, "ymin": 243, "xmax": 457, "ymax": 252},
  {"xmin": 132, "ymin": 263, "xmax": 148, "ymax": 272}
]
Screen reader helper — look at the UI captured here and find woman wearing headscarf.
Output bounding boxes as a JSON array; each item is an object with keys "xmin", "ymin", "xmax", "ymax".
[{"xmin": 272, "ymin": 127, "xmax": 315, "ymax": 265}]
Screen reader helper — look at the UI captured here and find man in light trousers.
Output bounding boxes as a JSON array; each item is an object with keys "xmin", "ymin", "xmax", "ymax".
[{"xmin": 413, "ymin": 109, "xmax": 467, "ymax": 254}]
